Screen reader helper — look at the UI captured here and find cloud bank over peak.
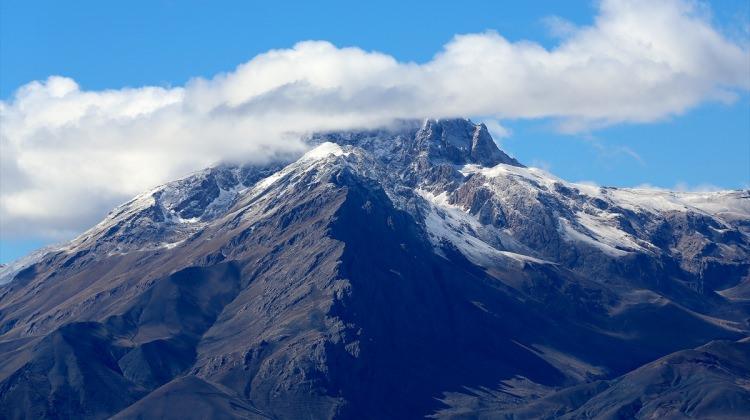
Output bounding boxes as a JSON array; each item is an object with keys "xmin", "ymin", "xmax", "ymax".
[{"xmin": 2, "ymin": 0, "xmax": 748, "ymax": 239}]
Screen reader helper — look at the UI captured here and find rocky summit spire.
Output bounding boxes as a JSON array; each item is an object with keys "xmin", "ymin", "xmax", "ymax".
[
  {"xmin": 309, "ymin": 118, "xmax": 522, "ymax": 168},
  {"xmin": 415, "ymin": 118, "xmax": 522, "ymax": 167}
]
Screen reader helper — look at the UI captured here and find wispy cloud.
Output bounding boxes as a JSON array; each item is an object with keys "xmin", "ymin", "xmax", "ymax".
[
  {"xmin": 530, "ymin": 159, "xmax": 552, "ymax": 172},
  {"xmin": 542, "ymin": 15, "xmax": 579, "ymax": 39},
  {"xmin": 590, "ymin": 142, "xmax": 646, "ymax": 166},
  {"xmin": 1, "ymin": 0, "xmax": 748, "ymax": 239},
  {"xmin": 672, "ymin": 182, "xmax": 725, "ymax": 192},
  {"xmin": 481, "ymin": 119, "xmax": 512, "ymax": 140},
  {"xmin": 631, "ymin": 182, "xmax": 730, "ymax": 192}
]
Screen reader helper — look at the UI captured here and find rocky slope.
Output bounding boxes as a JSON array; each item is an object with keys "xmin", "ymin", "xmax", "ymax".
[{"xmin": 0, "ymin": 118, "xmax": 748, "ymax": 419}]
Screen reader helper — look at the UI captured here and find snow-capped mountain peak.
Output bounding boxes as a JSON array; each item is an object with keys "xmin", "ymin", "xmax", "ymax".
[
  {"xmin": 2, "ymin": 118, "xmax": 749, "ymax": 418},
  {"xmin": 5, "ymin": 118, "xmax": 748, "ymax": 286}
]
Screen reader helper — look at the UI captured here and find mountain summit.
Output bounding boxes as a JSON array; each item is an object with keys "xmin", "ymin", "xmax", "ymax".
[
  {"xmin": 311, "ymin": 118, "xmax": 521, "ymax": 167},
  {"xmin": 1, "ymin": 119, "xmax": 749, "ymax": 419}
]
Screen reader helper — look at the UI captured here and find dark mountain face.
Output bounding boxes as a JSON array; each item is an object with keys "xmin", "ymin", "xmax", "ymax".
[{"xmin": 1, "ymin": 119, "xmax": 749, "ymax": 419}]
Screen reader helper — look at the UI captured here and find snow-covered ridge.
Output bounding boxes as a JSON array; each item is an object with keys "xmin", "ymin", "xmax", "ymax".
[
  {"xmin": 251, "ymin": 142, "xmax": 352, "ymax": 195},
  {"xmin": 2, "ymin": 119, "xmax": 747, "ymax": 284},
  {"xmin": 12, "ymin": 142, "xmax": 350, "ymax": 263},
  {"xmin": 457, "ymin": 161, "xmax": 748, "ymax": 258},
  {"xmin": 0, "ymin": 245, "xmax": 60, "ymax": 285},
  {"xmin": 461, "ymin": 162, "xmax": 749, "ymax": 219},
  {"xmin": 62, "ymin": 163, "xmax": 280, "ymax": 255}
]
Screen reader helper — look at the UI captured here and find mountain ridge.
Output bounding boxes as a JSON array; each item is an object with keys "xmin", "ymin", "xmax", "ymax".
[{"xmin": 1, "ymin": 118, "xmax": 748, "ymax": 419}]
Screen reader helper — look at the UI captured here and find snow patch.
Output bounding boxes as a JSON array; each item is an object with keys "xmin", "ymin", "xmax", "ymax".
[
  {"xmin": 574, "ymin": 211, "xmax": 648, "ymax": 254},
  {"xmin": 461, "ymin": 163, "xmax": 561, "ymax": 190},
  {"xmin": 417, "ymin": 189, "xmax": 552, "ymax": 267},
  {"xmin": 301, "ymin": 142, "xmax": 349, "ymax": 161},
  {"xmin": 498, "ymin": 251, "xmax": 553, "ymax": 265},
  {"xmin": 559, "ymin": 218, "xmax": 630, "ymax": 257}
]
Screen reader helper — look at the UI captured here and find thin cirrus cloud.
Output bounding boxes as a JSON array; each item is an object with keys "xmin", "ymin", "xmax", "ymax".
[{"xmin": 1, "ymin": 0, "xmax": 748, "ymax": 240}]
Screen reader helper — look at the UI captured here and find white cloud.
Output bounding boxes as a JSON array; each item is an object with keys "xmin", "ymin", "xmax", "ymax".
[
  {"xmin": 481, "ymin": 119, "xmax": 512, "ymax": 140},
  {"xmin": 530, "ymin": 159, "xmax": 552, "ymax": 172},
  {"xmin": 672, "ymin": 182, "xmax": 725, "ymax": 192},
  {"xmin": 542, "ymin": 16, "xmax": 579, "ymax": 39},
  {"xmin": 1, "ymin": 0, "xmax": 748, "ymax": 240},
  {"xmin": 632, "ymin": 182, "xmax": 729, "ymax": 192}
]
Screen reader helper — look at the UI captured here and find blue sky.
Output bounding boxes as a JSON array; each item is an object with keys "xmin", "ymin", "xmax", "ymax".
[
  {"xmin": 1, "ymin": 0, "xmax": 749, "ymax": 262},
  {"xmin": 1, "ymin": 0, "xmax": 598, "ymax": 95}
]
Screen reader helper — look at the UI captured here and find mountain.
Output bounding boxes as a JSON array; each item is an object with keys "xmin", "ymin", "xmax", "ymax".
[{"xmin": 1, "ymin": 118, "xmax": 748, "ymax": 419}]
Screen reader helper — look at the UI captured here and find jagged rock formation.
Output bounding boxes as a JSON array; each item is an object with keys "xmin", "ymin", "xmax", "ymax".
[{"xmin": 1, "ymin": 119, "xmax": 748, "ymax": 419}]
